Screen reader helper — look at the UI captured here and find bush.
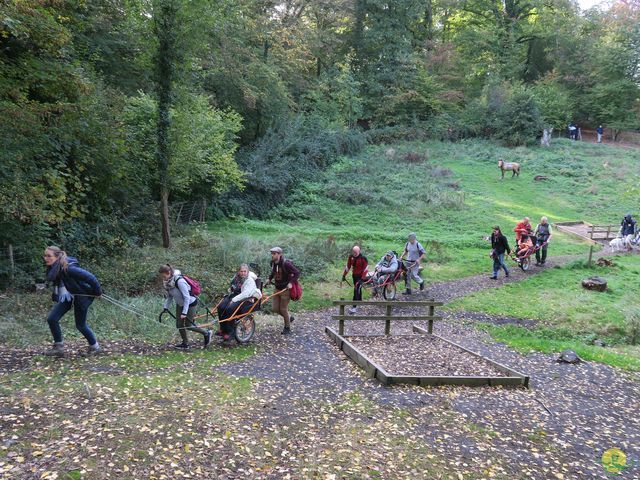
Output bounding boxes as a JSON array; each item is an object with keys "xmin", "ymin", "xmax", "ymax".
[
  {"xmin": 215, "ymin": 115, "xmax": 367, "ymax": 218},
  {"xmin": 493, "ymin": 89, "xmax": 543, "ymax": 147}
]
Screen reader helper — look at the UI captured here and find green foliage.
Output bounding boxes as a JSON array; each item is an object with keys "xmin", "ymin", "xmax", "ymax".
[
  {"xmin": 217, "ymin": 115, "xmax": 367, "ymax": 217},
  {"xmin": 493, "ymin": 88, "xmax": 543, "ymax": 146},
  {"xmin": 531, "ymin": 76, "xmax": 575, "ymax": 130}
]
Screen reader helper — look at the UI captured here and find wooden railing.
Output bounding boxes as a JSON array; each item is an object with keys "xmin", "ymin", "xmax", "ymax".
[
  {"xmin": 588, "ymin": 224, "xmax": 617, "ymax": 240},
  {"xmin": 331, "ymin": 300, "xmax": 443, "ymax": 336}
]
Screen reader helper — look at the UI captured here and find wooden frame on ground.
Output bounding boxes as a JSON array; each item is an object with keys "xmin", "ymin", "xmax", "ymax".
[{"xmin": 325, "ymin": 325, "xmax": 530, "ymax": 388}]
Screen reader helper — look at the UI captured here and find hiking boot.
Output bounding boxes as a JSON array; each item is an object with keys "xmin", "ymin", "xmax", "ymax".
[
  {"xmin": 490, "ymin": 276, "xmax": 497, "ymax": 280},
  {"xmin": 419, "ymin": 282, "xmax": 425, "ymax": 291},
  {"xmin": 505, "ymin": 272, "xmax": 510, "ymax": 278},
  {"xmin": 403, "ymin": 289, "xmax": 412, "ymax": 295},
  {"xmin": 85, "ymin": 343, "xmax": 101, "ymax": 356},
  {"xmin": 203, "ymin": 330, "xmax": 212, "ymax": 347},
  {"xmin": 44, "ymin": 342, "xmax": 65, "ymax": 357},
  {"xmin": 290, "ymin": 315, "xmax": 295, "ymax": 323},
  {"xmin": 348, "ymin": 307, "xmax": 358, "ymax": 314},
  {"xmin": 281, "ymin": 326, "xmax": 291, "ymax": 335},
  {"xmin": 174, "ymin": 343, "xmax": 191, "ymax": 350}
]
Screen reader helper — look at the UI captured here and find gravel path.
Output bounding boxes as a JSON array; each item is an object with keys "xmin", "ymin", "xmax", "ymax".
[{"xmin": 216, "ymin": 252, "xmax": 640, "ymax": 479}]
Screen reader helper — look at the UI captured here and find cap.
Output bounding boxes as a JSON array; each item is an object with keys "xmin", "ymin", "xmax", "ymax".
[
  {"xmin": 386, "ymin": 250, "xmax": 395, "ymax": 256},
  {"xmin": 270, "ymin": 247, "xmax": 283, "ymax": 254},
  {"xmin": 408, "ymin": 232, "xmax": 417, "ymax": 239}
]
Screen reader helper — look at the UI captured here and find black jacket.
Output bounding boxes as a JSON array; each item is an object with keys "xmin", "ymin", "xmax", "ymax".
[
  {"xmin": 491, "ymin": 234, "xmax": 511, "ymax": 255},
  {"xmin": 47, "ymin": 257, "xmax": 102, "ymax": 297}
]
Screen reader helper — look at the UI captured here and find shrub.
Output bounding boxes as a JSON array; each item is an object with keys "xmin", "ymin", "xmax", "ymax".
[{"xmin": 493, "ymin": 89, "xmax": 543, "ymax": 147}]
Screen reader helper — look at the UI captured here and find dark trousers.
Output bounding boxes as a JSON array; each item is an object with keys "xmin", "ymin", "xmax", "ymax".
[
  {"xmin": 352, "ymin": 274, "xmax": 363, "ymax": 304},
  {"xmin": 219, "ymin": 298, "xmax": 254, "ymax": 334},
  {"xmin": 176, "ymin": 300, "xmax": 207, "ymax": 343},
  {"xmin": 46, "ymin": 297, "xmax": 97, "ymax": 346},
  {"xmin": 535, "ymin": 242, "xmax": 548, "ymax": 263}
]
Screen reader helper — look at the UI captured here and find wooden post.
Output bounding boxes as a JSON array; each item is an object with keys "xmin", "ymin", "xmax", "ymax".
[
  {"xmin": 339, "ymin": 304, "xmax": 345, "ymax": 335},
  {"xmin": 428, "ymin": 305, "xmax": 435, "ymax": 334},
  {"xmin": 587, "ymin": 245, "xmax": 594, "ymax": 267},
  {"xmin": 385, "ymin": 304, "xmax": 391, "ymax": 335},
  {"xmin": 175, "ymin": 202, "xmax": 184, "ymax": 224},
  {"xmin": 589, "ymin": 225, "xmax": 594, "ymax": 239},
  {"xmin": 8, "ymin": 244, "xmax": 14, "ymax": 281},
  {"xmin": 606, "ymin": 225, "xmax": 611, "ymax": 239}
]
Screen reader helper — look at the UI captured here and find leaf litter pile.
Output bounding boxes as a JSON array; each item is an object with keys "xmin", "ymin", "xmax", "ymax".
[
  {"xmin": 347, "ymin": 335, "xmax": 509, "ymax": 377},
  {"xmin": 1, "ymin": 305, "xmax": 639, "ymax": 479}
]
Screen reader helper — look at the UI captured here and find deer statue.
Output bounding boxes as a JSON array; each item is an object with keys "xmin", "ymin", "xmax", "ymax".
[{"xmin": 498, "ymin": 159, "xmax": 520, "ymax": 179}]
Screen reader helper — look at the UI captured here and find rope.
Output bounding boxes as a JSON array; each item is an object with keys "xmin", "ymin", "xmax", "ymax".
[{"xmin": 60, "ymin": 287, "xmax": 288, "ymax": 332}]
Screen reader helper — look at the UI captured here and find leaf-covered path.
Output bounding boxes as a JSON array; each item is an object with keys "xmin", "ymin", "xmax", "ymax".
[{"xmin": 1, "ymin": 254, "xmax": 639, "ymax": 479}]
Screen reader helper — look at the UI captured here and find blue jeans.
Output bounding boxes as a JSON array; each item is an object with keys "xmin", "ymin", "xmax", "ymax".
[
  {"xmin": 46, "ymin": 297, "xmax": 97, "ymax": 346},
  {"xmin": 493, "ymin": 253, "xmax": 509, "ymax": 277}
]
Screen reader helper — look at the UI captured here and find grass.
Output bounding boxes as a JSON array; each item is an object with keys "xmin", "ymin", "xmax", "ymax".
[
  {"xmin": 447, "ymin": 255, "xmax": 640, "ymax": 370},
  {"xmin": 3, "ymin": 138, "xmax": 640, "ymax": 367}
]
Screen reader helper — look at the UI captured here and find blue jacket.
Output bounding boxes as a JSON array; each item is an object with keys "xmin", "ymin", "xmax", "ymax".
[{"xmin": 48, "ymin": 257, "xmax": 102, "ymax": 297}]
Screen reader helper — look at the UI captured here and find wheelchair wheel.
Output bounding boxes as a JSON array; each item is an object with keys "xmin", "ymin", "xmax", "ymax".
[
  {"xmin": 234, "ymin": 314, "xmax": 256, "ymax": 344},
  {"xmin": 519, "ymin": 257, "xmax": 531, "ymax": 271},
  {"xmin": 383, "ymin": 282, "xmax": 397, "ymax": 300}
]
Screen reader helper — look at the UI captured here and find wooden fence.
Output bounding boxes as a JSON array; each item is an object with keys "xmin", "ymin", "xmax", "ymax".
[{"xmin": 331, "ymin": 300, "xmax": 443, "ymax": 335}]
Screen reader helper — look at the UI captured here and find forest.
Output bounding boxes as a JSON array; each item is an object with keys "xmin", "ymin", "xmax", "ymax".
[{"xmin": 1, "ymin": 0, "xmax": 639, "ymax": 286}]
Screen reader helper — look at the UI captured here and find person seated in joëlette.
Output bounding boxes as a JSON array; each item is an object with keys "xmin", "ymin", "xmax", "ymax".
[{"xmin": 217, "ymin": 263, "xmax": 262, "ymax": 341}]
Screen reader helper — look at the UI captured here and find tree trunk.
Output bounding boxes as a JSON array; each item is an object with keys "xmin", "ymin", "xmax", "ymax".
[
  {"xmin": 160, "ymin": 187, "xmax": 171, "ymax": 248},
  {"xmin": 154, "ymin": 0, "xmax": 177, "ymax": 248}
]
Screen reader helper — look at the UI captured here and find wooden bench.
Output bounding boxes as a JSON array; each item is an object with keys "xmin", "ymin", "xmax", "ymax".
[{"xmin": 331, "ymin": 300, "xmax": 444, "ymax": 335}]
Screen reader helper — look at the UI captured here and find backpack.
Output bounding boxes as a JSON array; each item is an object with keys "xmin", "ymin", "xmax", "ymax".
[
  {"xmin": 179, "ymin": 275, "xmax": 201, "ymax": 296},
  {"xmin": 290, "ymin": 281, "xmax": 303, "ymax": 301}
]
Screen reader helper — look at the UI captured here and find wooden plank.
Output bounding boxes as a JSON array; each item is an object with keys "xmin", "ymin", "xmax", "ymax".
[
  {"xmin": 325, "ymin": 327, "xmax": 391, "ymax": 382},
  {"xmin": 428, "ymin": 305, "xmax": 435, "ymax": 334},
  {"xmin": 327, "ymin": 327, "xmax": 529, "ymax": 388},
  {"xmin": 331, "ymin": 315, "xmax": 443, "ymax": 321},
  {"xmin": 385, "ymin": 304, "xmax": 391, "ymax": 335},
  {"xmin": 339, "ymin": 304, "xmax": 345, "ymax": 335},
  {"xmin": 332, "ymin": 300, "xmax": 444, "ymax": 307},
  {"xmin": 413, "ymin": 326, "xmax": 529, "ymax": 383}
]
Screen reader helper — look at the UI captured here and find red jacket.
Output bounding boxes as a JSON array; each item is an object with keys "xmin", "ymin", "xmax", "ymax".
[
  {"xmin": 514, "ymin": 221, "xmax": 532, "ymax": 241},
  {"xmin": 344, "ymin": 254, "xmax": 368, "ymax": 277}
]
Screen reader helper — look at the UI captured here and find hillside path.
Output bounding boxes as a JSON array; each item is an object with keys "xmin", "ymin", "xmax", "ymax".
[{"xmin": 217, "ymin": 250, "xmax": 639, "ymax": 479}]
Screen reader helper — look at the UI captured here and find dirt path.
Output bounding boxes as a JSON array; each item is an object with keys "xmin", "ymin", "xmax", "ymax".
[
  {"xmin": 2, "ymin": 252, "xmax": 638, "ymax": 479},
  {"xmin": 422, "ymin": 252, "xmax": 587, "ymax": 303},
  {"xmin": 216, "ymin": 251, "xmax": 640, "ymax": 479}
]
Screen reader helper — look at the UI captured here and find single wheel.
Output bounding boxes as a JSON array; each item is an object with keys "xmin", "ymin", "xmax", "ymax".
[
  {"xmin": 519, "ymin": 257, "xmax": 531, "ymax": 271},
  {"xmin": 234, "ymin": 314, "xmax": 256, "ymax": 344},
  {"xmin": 382, "ymin": 282, "xmax": 397, "ymax": 300}
]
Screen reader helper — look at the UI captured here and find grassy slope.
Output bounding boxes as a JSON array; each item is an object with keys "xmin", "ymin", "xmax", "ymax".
[
  {"xmin": 209, "ymin": 138, "xmax": 638, "ymax": 306},
  {"xmin": 3, "ymin": 138, "xmax": 640, "ymax": 366}
]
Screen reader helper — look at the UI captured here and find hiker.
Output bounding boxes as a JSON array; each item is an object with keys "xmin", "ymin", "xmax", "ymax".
[
  {"xmin": 513, "ymin": 217, "xmax": 532, "ymax": 247},
  {"xmin": 534, "ymin": 217, "xmax": 553, "ymax": 266},
  {"xmin": 596, "ymin": 125, "xmax": 604, "ymax": 143},
  {"xmin": 490, "ymin": 226, "xmax": 510, "ymax": 279},
  {"xmin": 43, "ymin": 246, "xmax": 102, "ymax": 357},
  {"xmin": 268, "ymin": 247, "xmax": 300, "ymax": 335},
  {"xmin": 371, "ymin": 251, "xmax": 398, "ymax": 297},
  {"xmin": 217, "ymin": 264, "xmax": 262, "ymax": 341},
  {"xmin": 399, "ymin": 232, "xmax": 425, "ymax": 294},
  {"xmin": 159, "ymin": 265, "xmax": 212, "ymax": 349},
  {"xmin": 568, "ymin": 122, "xmax": 577, "ymax": 140},
  {"xmin": 342, "ymin": 246, "xmax": 368, "ymax": 314},
  {"xmin": 620, "ymin": 214, "xmax": 637, "ymax": 251}
]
